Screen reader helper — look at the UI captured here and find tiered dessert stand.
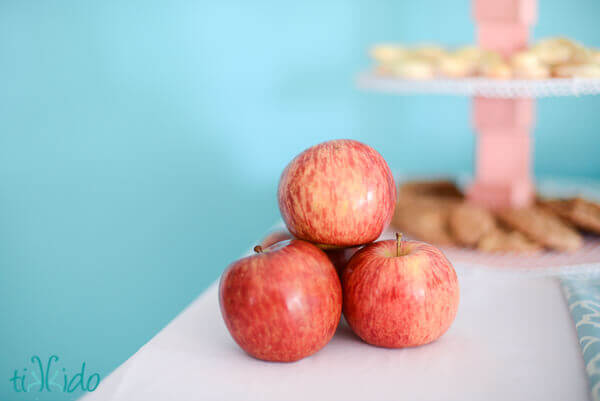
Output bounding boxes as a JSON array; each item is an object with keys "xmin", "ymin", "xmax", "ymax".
[{"xmin": 359, "ymin": 0, "xmax": 600, "ymax": 273}]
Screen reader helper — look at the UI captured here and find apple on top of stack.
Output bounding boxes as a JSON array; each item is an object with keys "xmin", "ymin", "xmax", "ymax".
[{"xmin": 219, "ymin": 140, "xmax": 460, "ymax": 362}]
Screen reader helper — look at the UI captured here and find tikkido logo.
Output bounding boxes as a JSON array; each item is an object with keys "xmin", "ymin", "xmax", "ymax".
[{"xmin": 9, "ymin": 355, "xmax": 101, "ymax": 393}]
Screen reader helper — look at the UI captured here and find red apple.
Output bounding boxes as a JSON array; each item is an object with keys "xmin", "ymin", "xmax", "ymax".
[
  {"xmin": 342, "ymin": 235, "xmax": 459, "ymax": 348},
  {"xmin": 278, "ymin": 139, "xmax": 396, "ymax": 246},
  {"xmin": 219, "ymin": 239, "xmax": 342, "ymax": 362}
]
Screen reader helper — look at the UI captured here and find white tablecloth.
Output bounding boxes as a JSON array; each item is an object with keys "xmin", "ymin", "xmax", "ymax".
[{"xmin": 82, "ymin": 267, "xmax": 590, "ymax": 401}]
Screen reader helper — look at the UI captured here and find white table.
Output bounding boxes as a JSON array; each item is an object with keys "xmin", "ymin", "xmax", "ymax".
[{"xmin": 82, "ymin": 266, "xmax": 590, "ymax": 401}]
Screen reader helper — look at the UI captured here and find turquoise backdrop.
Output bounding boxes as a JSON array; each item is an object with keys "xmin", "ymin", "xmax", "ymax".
[{"xmin": 1, "ymin": 0, "xmax": 599, "ymax": 400}]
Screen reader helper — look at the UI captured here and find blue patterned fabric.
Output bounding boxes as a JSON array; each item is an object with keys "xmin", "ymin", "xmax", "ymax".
[{"xmin": 562, "ymin": 278, "xmax": 600, "ymax": 401}]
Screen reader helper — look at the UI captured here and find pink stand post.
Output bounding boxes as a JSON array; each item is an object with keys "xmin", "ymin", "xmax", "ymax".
[
  {"xmin": 469, "ymin": 98, "xmax": 535, "ymax": 209},
  {"xmin": 467, "ymin": 0, "xmax": 537, "ymax": 209}
]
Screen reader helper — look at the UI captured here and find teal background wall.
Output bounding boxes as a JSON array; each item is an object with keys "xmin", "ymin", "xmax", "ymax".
[{"xmin": 1, "ymin": 0, "xmax": 599, "ymax": 399}]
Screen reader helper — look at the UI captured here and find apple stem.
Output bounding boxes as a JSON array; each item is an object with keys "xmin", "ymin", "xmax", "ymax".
[
  {"xmin": 396, "ymin": 233, "xmax": 403, "ymax": 257},
  {"xmin": 253, "ymin": 245, "xmax": 263, "ymax": 254}
]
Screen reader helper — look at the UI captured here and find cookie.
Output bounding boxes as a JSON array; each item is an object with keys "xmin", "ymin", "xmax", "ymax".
[
  {"xmin": 413, "ymin": 45, "xmax": 447, "ymax": 62},
  {"xmin": 481, "ymin": 61, "xmax": 512, "ymax": 79},
  {"xmin": 370, "ymin": 44, "xmax": 407, "ymax": 64},
  {"xmin": 496, "ymin": 207, "xmax": 583, "ymax": 252},
  {"xmin": 392, "ymin": 57, "xmax": 435, "ymax": 80},
  {"xmin": 511, "ymin": 50, "xmax": 542, "ymax": 70},
  {"xmin": 477, "ymin": 227, "xmax": 542, "ymax": 254},
  {"xmin": 449, "ymin": 203, "xmax": 496, "ymax": 247},
  {"xmin": 397, "ymin": 180, "xmax": 463, "ymax": 200},
  {"xmin": 513, "ymin": 64, "xmax": 550, "ymax": 79},
  {"xmin": 393, "ymin": 197, "xmax": 459, "ymax": 246},
  {"xmin": 569, "ymin": 43, "xmax": 594, "ymax": 64},
  {"xmin": 454, "ymin": 46, "xmax": 483, "ymax": 62},
  {"xmin": 510, "ymin": 51, "xmax": 551, "ymax": 79},
  {"xmin": 437, "ymin": 55, "xmax": 475, "ymax": 78},
  {"xmin": 553, "ymin": 63, "xmax": 600, "ymax": 78},
  {"xmin": 540, "ymin": 197, "xmax": 600, "ymax": 235},
  {"xmin": 531, "ymin": 37, "xmax": 574, "ymax": 66}
]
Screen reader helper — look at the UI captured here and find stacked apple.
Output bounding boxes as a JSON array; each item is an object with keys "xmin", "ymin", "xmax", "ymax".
[{"xmin": 219, "ymin": 139, "xmax": 460, "ymax": 362}]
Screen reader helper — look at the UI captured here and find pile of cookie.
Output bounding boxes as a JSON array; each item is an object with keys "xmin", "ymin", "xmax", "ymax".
[
  {"xmin": 371, "ymin": 37, "xmax": 600, "ymax": 79},
  {"xmin": 392, "ymin": 180, "xmax": 600, "ymax": 253}
]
